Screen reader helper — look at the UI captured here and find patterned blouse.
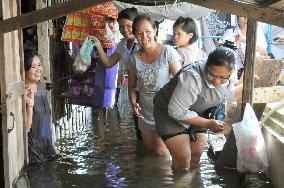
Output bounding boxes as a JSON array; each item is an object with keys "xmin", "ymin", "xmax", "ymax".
[{"xmin": 176, "ymin": 45, "xmax": 207, "ymax": 66}]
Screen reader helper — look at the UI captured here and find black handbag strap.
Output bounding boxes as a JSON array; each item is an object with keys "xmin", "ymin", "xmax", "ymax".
[{"xmin": 130, "ymin": 42, "xmax": 137, "ymax": 55}]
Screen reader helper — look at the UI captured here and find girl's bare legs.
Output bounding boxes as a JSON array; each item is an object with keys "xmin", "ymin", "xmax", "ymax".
[
  {"xmin": 165, "ymin": 133, "xmax": 207, "ymax": 170},
  {"xmin": 165, "ymin": 134, "xmax": 191, "ymax": 170},
  {"xmin": 190, "ymin": 133, "xmax": 207, "ymax": 168},
  {"xmin": 141, "ymin": 130, "xmax": 169, "ymax": 156}
]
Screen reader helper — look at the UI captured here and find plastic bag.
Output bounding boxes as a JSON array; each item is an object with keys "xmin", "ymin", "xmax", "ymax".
[
  {"xmin": 233, "ymin": 103, "xmax": 269, "ymax": 173},
  {"xmin": 73, "ymin": 37, "xmax": 94, "ymax": 73},
  {"xmin": 117, "ymin": 78, "xmax": 132, "ymax": 120}
]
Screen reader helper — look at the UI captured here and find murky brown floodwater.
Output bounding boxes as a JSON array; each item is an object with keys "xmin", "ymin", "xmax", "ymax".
[{"xmin": 23, "ymin": 86, "xmax": 273, "ymax": 188}]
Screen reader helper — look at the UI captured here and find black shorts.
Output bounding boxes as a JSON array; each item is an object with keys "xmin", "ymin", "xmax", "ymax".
[
  {"xmin": 153, "ymin": 93, "xmax": 207, "ymax": 142},
  {"xmin": 160, "ymin": 127, "xmax": 207, "ymax": 141}
]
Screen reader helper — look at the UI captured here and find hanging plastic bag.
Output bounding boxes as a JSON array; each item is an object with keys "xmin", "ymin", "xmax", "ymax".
[
  {"xmin": 117, "ymin": 78, "xmax": 132, "ymax": 120},
  {"xmin": 233, "ymin": 103, "xmax": 269, "ymax": 173},
  {"xmin": 73, "ymin": 37, "xmax": 95, "ymax": 73}
]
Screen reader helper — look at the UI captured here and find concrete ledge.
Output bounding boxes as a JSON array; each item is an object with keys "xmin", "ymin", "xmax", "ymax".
[{"xmin": 262, "ymin": 126, "xmax": 284, "ymax": 188}]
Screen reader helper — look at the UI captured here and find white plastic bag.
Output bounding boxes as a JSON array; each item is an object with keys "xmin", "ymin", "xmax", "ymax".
[
  {"xmin": 233, "ymin": 103, "xmax": 269, "ymax": 173},
  {"xmin": 73, "ymin": 37, "xmax": 94, "ymax": 73}
]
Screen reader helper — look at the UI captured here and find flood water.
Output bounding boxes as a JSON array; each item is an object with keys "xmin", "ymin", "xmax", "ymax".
[
  {"xmin": 23, "ymin": 86, "xmax": 273, "ymax": 188},
  {"xmin": 25, "ymin": 107, "xmax": 238, "ymax": 188}
]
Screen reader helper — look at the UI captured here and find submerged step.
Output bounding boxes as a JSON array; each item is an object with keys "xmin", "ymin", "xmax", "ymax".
[{"xmin": 264, "ymin": 117, "xmax": 284, "ymax": 136}]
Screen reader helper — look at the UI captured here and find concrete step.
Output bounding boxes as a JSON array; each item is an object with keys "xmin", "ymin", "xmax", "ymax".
[
  {"xmin": 265, "ymin": 117, "xmax": 284, "ymax": 135},
  {"xmin": 263, "ymin": 103, "xmax": 284, "ymax": 122}
]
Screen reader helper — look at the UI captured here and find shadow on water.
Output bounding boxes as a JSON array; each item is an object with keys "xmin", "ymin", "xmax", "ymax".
[{"xmin": 20, "ymin": 85, "xmax": 274, "ymax": 188}]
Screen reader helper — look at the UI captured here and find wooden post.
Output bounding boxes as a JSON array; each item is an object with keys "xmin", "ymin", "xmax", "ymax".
[
  {"xmin": 37, "ymin": 0, "xmax": 50, "ymax": 83},
  {"xmin": 16, "ymin": 0, "xmax": 29, "ymax": 167},
  {"xmin": 241, "ymin": 19, "xmax": 257, "ymax": 114},
  {"xmin": 0, "ymin": 1, "xmax": 26, "ymax": 187}
]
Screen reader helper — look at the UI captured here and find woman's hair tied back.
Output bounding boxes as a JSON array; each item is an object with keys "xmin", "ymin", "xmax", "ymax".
[{"xmin": 207, "ymin": 46, "xmax": 236, "ymax": 71}]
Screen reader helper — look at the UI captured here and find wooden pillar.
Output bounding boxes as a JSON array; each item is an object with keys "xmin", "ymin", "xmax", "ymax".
[
  {"xmin": 0, "ymin": 1, "xmax": 26, "ymax": 187},
  {"xmin": 241, "ymin": 19, "xmax": 257, "ymax": 114},
  {"xmin": 36, "ymin": 0, "xmax": 56, "ymax": 144},
  {"xmin": 17, "ymin": 0, "xmax": 28, "ymax": 168},
  {"xmin": 36, "ymin": 0, "xmax": 50, "ymax": 84}
]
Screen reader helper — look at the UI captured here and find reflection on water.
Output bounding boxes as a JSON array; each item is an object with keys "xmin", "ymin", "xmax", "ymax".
[{"xmin": 24, "ymin": 86, "xmax": 273, "ymax": 188}]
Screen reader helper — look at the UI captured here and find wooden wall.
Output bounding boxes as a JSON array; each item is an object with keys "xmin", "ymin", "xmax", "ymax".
[{"xmin": 0, "ymin": 0, "xmax": 27, "ymax": 187}]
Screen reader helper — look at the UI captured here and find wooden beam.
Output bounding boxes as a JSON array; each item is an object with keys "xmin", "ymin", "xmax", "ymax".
[
  {"xmin": 253, "ymin": 86, "xmax": 284, "ymax": 103},
  {"xmin": 241, "ymin": 19, "xmax": 257, "ymax": 113},
  {"xmin": 184, "ymin": 0, "xmax": 284, "ymax": 28},
  {"xmin": 0, "ymin": 0, "xmax": 112, "ymax": 33},
  {"xmin": 260, "ymin": 0, "xmax": 282, "ymax": 7},
  {"xmin": 259, "ymin": 0, "xmax": 282, "ymax": 6},
  {"xmin": 269, "ymin": 0, "xmax": 284, "ymax": 9},
  {"xmin": 239, "ymin": 0, "xmax": 281, "ymax": 6}
]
